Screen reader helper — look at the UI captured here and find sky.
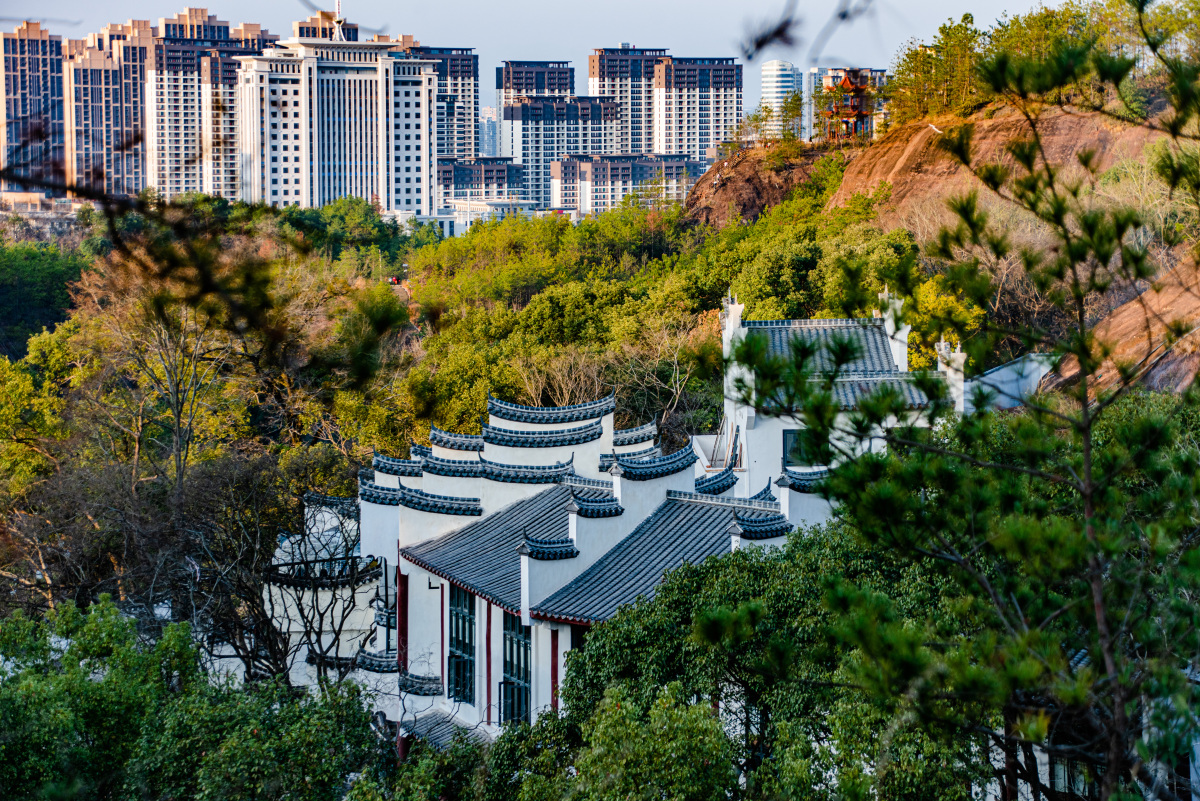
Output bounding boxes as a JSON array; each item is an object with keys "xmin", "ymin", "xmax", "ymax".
[{"xmin": 24, "ymin": 0, "xmax": 1041, "ymax": 110}]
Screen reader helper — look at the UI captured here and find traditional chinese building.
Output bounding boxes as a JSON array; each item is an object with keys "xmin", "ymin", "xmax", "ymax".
[
  {"xmin": 816, "ymin": 67, "xmax": 887, "ymax": 141},
  {"xmin": 290, "ymin": 294, "xmax": 955, "ymax": 743}
]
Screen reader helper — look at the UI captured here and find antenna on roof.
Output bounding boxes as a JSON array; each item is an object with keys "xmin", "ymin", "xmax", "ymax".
[{"xmin": 332, "ymin": 0, "xmax": 346, "ymax": 41}]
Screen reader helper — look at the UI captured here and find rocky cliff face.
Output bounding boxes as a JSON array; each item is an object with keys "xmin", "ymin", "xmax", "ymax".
[
  {"xmin": 683, "ymin": 108, "xmax": 1160, "ymax": 231},
  {"xmin": 684, "ymin": 147, "xmax": 828, "ymax": 229}
]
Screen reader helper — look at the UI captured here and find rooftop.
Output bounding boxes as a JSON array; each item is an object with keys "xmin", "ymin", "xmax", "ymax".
[
  {"xmin": 401, "ymin": 485, "xmax": 610, "ymax": 611},
  {"xmin": 487, "ymin": 393, "xmax": 616, "ymax": 425},
  {"xmin": 742, "ymin": 317, "xmax": 897, "ymax": 373},
  {"xmin": 532, "ymin": 492, "xmax": 791, "ymax": 624}
]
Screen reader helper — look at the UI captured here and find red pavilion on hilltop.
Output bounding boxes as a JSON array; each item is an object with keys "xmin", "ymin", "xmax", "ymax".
[{"xmin": 818, "ymin": 67, "xmax": 887, "ymax": 141}]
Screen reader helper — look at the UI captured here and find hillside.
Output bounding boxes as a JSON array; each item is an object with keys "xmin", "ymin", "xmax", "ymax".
[
  {"xmin": 684, "ymin": 146, "xmax": 831, "ymax": 228},
  {"xmin": 828, "ymin": 106, "xmax": 1162, "ymax": 226},
  {"xmin": 1041, "ymin": 265, "xmax": 1200, "ymax": 397},
  {"xmin": 684, "ymin": 108, "xmax": 1161, "ymax": 232}
]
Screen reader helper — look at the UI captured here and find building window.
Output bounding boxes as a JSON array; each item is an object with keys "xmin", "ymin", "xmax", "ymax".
[
  {"xmin": 448, "ymin": 585, "xmax": 475, "ymax": 705},
  {"xmin": 782, "ymin": 429, "xmax": 820, "ymax": 467},
  {"xmin": 501, "ymin": 611, "xmax": 530, "ymax": 724},
  {"xmin": 1049, "ymin": 754, "xmax": 1098, "ymax": 800}
]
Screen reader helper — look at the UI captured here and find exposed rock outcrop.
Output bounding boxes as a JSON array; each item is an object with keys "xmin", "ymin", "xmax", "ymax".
[
  {"xmin": 1041, "ymin": 265, "xmax": 1200, "ymax": 398},
  {"xmin": 828, "ymin": 106, "xmax": 1162, "ymax": 227},
  {"xmin": 684, "ymin": 147, "xmax": 830, "ymax": 229}
]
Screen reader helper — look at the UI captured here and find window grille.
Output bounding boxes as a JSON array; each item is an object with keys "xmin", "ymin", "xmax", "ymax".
[
  {"xmin": 501, "ymin": 611, "xmax": 531, "ymax": 724},
  {"xmin": 448, "ymin": 585, "xmax": 475, "ymax": 704}
]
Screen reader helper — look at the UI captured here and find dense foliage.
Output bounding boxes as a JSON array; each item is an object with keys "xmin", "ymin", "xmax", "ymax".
[
  {"xmin": 0, "ymin": 241, "xmax": 88, "ymax": 360},
  {"xmin": 885, "ymin": 0, "xmax": 1200, "ymax": 123},
  {"xmin": 0, "ymin": 598, "xmax": 374, "ymax": 801}
]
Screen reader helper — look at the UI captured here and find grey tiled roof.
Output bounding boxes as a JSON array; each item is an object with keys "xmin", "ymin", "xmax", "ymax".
[
  {"xmin": 572, "ymin": 494, "xmax": 623, "ymax": 518},
  {"xmin": 359, "ymin": 477, "xmax": 482, "ymax": 516},
  {"xmin": 429, "ymin": 425, "xmax": 485, "ymax": 452},
  {"xmin": 411, "ymin": 443, "xmax": 432, "ymax": 459},
  {"xmin": 733, "ymin": 510, "xmax": 793, "ymax": 539},
  {"xmin": 828, "ymin": 375, "xmax": 928, "ymax": 409},
  {"xmin": 483, "ymin": 419, "xmax": 602, "ymax": 448},
  {"xmin": 750, "ymin": 480, "xmax": 777, "ymax": 501},
  {"xmin": 611, "ymin": 444, "xmax": 697, "ymax": 481},
  {"xmin": 401, "ymin": 485, "xmax": 599, "ymax": 610},
  {"xmin": 600, "ymin": 444, "xmax": 660, "ymax": 471},
  {"xmin": 695, "ymin": 466, "xmax": 737, "ymax": 495},
  {"xmin": 531, "ymin": 492, "xmax": 792, "ymax": 624},
  {"xmin": 400, "ymin": 710, "xmax": 490, "ymax": 748},
  {"xmin": 562, "ymin": 474, "xmax": 613, "ymax": 490},
  {"xmin": 480, "ymin": 455, "xmax": 575, "ymax": 484},
  {"xmin": 518, "ymin": 536, "xmax": 580, "ymax": 561},
  {"xmin": 742, "ymin": 318, "xmax": 898, "ymax": 373},
  {"xmin": 613, "ymin": 419, "xmax": 657, "ymax": 447},
  {"xmin": 304, "ymin": 491, "xmax": 359, "ymax": 516},
  {"xmin": 374, "ymin": 451, "xmax": 424, "ymax": 477},
  {"xmin": 423, "ymin": 454, "xmax": 485, "ymax": 478},
  {"xmin": 398, "ymin": 670, "xmax": 442, "ymax": 696},
  {"xmin": 488, "ymin": 393, "xmax": 616, "ymax": 424},
  {"xmin": 776, "ymin": 467, "xmax": 830, "ymax": 493}
]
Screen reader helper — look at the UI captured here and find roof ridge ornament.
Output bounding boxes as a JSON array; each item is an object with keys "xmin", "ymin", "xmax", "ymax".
[
  {"xmin": 614, "ymin": 443, "xmax": 697, "ymax": 481},
  {"xmin": 486, "ymin": 392, "xmax": 616, "ymax": 424}
]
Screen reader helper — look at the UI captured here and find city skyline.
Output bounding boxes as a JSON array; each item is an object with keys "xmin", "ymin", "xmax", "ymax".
[{"xmin": 27, "ymin": 0, "xmax": 1042, "ymax": 111}]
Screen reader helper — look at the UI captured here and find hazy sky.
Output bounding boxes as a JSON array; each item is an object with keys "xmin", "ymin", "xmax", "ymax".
[{"xmin": 27, "ymin": 0, "xmax": 1038, "ymax": 109}]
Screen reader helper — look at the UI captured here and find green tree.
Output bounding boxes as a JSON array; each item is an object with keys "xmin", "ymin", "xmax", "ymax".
[
  {"xmin": 562, "ymin": 523, "xmax": 987, "ymax": 798},
  {"xmin": 126, "ymin": 679, "xmax": 373, "ymax": 801},
  {"xmin": 574, "ymin": 683, "xmax": 737, "ymax": 801},
  {"xmin": 0, "ymin": 598, "xmax": 202, "ymax": 800},
  {"xmin": 0, "ymin": 241, "xmax": 88, "ymax": 360}
]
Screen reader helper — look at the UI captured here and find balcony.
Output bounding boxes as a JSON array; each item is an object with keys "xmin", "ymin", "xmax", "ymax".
[
  {"xmin": 399, "ymin": 670, "xmax": 443, "ymax": 695},
  {"xmin": 374, "ymin": 606, "xmax": 396, "ymax": 629},
  {"xmin": 356, "ymin": 648, "xmax": 400, "ymax": 673},
  {"xmin": 264, "ymin": 556, "xmax": 382, "ymax": 589}
]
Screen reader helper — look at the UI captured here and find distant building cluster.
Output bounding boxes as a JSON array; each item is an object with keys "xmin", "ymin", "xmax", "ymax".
[{"xmin": 1, "ymin": 9, "xmax": 886, "ymax": 231}]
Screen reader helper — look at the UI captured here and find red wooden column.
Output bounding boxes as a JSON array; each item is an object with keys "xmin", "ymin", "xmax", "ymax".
[
  {"xmin": 486, "ymin": 604, "xmax": 493, "ymax": 724},
  {"xmin": 550, "ymin": 628, "xmax": 559, "ymax": 710},
  {"xmin": 397, "ymin": 571, "xmax": 409, "ymax": 670}
]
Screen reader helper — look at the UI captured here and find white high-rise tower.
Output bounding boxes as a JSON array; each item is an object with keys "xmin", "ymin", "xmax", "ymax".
[{"xmin": 760, "ymin": 59, "xmax": 800, "ymax": 138}]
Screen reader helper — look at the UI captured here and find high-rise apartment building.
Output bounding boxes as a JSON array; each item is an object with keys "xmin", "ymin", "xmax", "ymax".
[
  {"xmin": 550, "ymin": 153, "xmax": 703, "ymax": 214},
  {"xmin": 650, "ymin": 57, "xmax": 742, "ymax": 160},
  {"xmin": 405, "ymin": 47, "xmax": 479, "ymax": 160},
  {"xmin": 497, "ymin": 61, "xmax": 574, "ymax": 166},
  {"xmin": 63, "ymin": 21, "xmax": 154, "ymax": 196},
  {"xmin": 587, "ymin": 45, "xmax": 665, "ymax": 155},
  {"xmin": 479, "ymin": 106, "xmax": 499, "ymax": 157},
  {"xmin": 292, "ymin": 11, "xmax": 359, "ymax": 41},
  {"xmin": 501, "ymin": 96, "xmax": 617, "ymax": 208},
  {"xmin": 496, "ymin": 61, "xmax": 574, "ymax": 107},
  {"xmin": 760, "ymin": 59, "xmax": 800, "ymax": 138},
  {"xmin": 437, "ymin": 156, "xmax": 522, "ymax": 207},
  {"xmin": 235, "ymin": 37, "xmax": 438, "ymax": 217},
  {"xmin": 1, "ymin": 22, "xmax": 65, "ymax": 194},
  {"xmin": 145, "ymin": 9, "xmax": 276, "ymax": 200}
]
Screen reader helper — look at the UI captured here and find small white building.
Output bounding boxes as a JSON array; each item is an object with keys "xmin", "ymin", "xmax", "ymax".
[{"xmin": 694, "ymin": 295, "xmax": 955, "ymax": 530}]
